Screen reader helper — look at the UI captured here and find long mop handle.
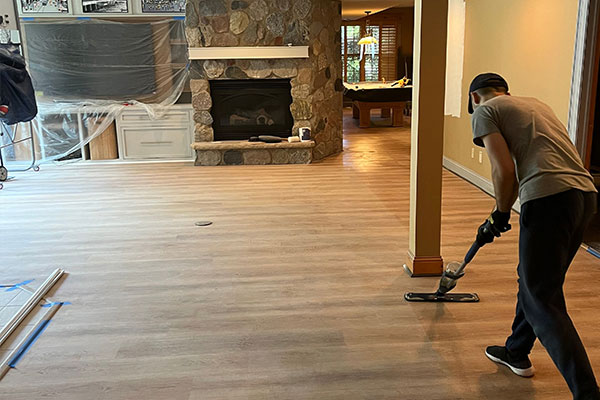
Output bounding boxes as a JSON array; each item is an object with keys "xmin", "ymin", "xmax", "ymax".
[{"xmin": 452, "ymin": 241, "xmax": 481, "ymax": 277}]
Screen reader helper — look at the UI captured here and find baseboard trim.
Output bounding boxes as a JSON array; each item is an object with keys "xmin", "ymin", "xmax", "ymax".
[{"xmin": 442, "ymin": 156, "xmax": 521, "ymax": 213}]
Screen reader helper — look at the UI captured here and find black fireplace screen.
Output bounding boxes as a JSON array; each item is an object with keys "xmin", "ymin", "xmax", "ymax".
[{"xmin": 209, "ymin": 79, "xmax": 294, "ymax": 141}]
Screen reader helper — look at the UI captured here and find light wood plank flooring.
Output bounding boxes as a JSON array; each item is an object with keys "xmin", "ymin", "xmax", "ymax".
[{"xmin": 0, "ymin": 110, "xmax": 599, "ymax": 399}]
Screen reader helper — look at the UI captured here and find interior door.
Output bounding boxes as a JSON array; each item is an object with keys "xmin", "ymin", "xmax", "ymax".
[{"xmin": 581, "ymin": 4, "xmax": 600, "ymax": 174}]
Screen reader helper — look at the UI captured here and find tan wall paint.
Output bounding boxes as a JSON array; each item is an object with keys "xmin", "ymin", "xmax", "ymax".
[{"xmin": 443, "ymin": 0, "xmax": 580, "ymax": 179}]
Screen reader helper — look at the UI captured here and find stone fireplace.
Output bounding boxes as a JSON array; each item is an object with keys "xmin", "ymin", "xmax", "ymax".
[
  {"xmin": 210, "ymin": 78, "xmax": 293, "ymax": 141},
  {"xmin": 184, "ymin": 0, "xmax": 343, "ymax": 165}
]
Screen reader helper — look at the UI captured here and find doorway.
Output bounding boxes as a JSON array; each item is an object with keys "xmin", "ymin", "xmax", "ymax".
[{"xmin": 578, "ymin": 0, "xmax": 600, "ymax": 251}]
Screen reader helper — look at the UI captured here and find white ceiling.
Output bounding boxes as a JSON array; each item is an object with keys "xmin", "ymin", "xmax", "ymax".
[{"xmin": 342, "ymin": 0, "xmax": 414, "ymax": 20}]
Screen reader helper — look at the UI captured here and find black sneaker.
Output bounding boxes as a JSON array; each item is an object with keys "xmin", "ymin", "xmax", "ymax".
[{"xmin": 485, "ymin": 345, "xmax": 535, "ymax": 377}]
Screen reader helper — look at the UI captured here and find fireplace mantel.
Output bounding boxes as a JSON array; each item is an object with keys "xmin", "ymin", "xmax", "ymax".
[{"xmin": 188, "ymin": 46, "xmax": 309, "ymax": 60}]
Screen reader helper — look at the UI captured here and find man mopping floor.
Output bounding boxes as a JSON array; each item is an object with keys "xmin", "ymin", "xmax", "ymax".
[{"xmin": 468, "ymin": 73, "xmax": 599, "ymax": 400}]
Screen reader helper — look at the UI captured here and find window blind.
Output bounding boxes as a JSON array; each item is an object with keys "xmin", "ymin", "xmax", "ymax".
[{"xmin": 380, "ymin": 24, "xmax": 397, "ymax": 81}]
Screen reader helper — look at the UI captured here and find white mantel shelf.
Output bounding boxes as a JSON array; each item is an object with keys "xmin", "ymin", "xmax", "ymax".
[{"xmin": 188, "ymin": 46, "xmax": 309, "ymax": 60}]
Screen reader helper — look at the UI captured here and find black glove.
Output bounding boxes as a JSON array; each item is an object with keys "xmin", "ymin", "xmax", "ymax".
[{"xmin": 476, "ymin": 209, "xmax": 511, "ymax": 246}]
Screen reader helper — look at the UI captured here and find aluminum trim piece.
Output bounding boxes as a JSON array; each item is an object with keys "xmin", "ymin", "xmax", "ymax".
[
  {"xmin": 0, "ymin": 268, "xmax": 64, "ymax": 347},
  {"xmin": 0, "ymin": 302, "xmax": 63, "ymax": 380}
]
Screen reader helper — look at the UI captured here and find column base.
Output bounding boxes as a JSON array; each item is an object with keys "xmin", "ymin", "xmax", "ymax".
[{"xmin": 405, "ymin": 250, "xmax": 443, "ymax": 277}]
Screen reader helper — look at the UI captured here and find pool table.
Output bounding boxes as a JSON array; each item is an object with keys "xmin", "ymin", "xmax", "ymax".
[{"xmin": 343, "ymin": 81, "xmax": 412, "ymax": 128}]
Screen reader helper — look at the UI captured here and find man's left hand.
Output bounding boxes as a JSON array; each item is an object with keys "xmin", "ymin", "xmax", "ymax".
[{"xmin": 476, "ymin": 210, "xmax": 511, "ymax": 246}]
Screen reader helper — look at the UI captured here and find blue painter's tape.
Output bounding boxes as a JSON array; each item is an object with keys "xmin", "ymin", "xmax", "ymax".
[
  {"xmin": 587, "ymin": 247, "xmax": 600, "ymax": 259},
  {"xmin": 41, "ymin": 301, "xmax": 71, "ymax": 308},
  {"xmin": 173, "ymin": 16, "xmax": 185, "ymax": 20},
  {"xmin": 9, "ymin": 320, "xmax": 52, "ymax": 368},
  {"xmin": 22, "ymin": 17, "xmax": 34, "ymax": 21},
  {"xmin": 77, "ymin": 17, "xmax": 91, "ymax": 20},
  {"xmin": 6, "ymin": 279, "xmax": 34, "ymax": 292}
]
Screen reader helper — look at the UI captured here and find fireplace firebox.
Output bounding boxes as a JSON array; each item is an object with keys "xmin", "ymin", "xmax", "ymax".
[{"xmin": 209, "ymin": 79, "xmax": 294, "ymax": 141}]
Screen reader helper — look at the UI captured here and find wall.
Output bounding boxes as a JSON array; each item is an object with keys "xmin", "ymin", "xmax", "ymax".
[
  {"xmin": 443, "ymin": 0, "xmax": 580, "ymax": 179},
  {"xmin": 397, "ymin": 7, "xmax": 414, "ymax": 59},
  {"xmin": 185, "ymin": 0, "xmax": 343, "ymax": 162}
]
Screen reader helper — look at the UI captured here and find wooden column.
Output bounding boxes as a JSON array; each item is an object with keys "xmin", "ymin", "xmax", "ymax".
[{"xmin": 405, "ymin": 0, "xmax": 448, "ymax": 277}]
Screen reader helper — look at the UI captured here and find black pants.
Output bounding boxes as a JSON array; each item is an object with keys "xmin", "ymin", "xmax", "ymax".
[{"xmin": 505, "ymin": 189, "xmax": 599, "ymax": 400}]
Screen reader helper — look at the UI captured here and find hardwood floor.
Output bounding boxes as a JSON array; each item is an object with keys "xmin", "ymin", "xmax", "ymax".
[{"xmin": 0, "ymin": 109, "xmax": 599, "ymax": 399}]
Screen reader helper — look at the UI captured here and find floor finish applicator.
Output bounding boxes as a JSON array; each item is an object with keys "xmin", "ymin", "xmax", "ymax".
[{"xmin": 404, "ymin": 241, "xmax": 481, "ymax": 303}]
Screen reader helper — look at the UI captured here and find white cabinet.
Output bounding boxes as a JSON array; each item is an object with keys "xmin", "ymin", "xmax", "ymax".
[
  {"xmin": 115, "ymin": 104, "xmax": 193, "ymax": 160},
  {"xmin": 32, "ymin": 104, "xmax": 194, "ymax": 162}
]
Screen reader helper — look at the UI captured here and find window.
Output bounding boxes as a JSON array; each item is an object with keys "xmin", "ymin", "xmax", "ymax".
[
  {"xmin": 380, "ymin": 24, "xmax": 397, "ymax": 82},
  {"xmin": 363, "ymin": 26, "xmax": 380, "ymax": 82},
  {"xmin": 342, "ymin": 24, "xmax": 361, "ymax": 83},
  {"xmin": 341, "ymin": 21, "xmax": 397, "ymax": 83}
]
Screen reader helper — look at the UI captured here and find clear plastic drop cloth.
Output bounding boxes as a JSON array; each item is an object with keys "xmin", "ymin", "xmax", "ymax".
[{"xmin": 1, "ymin": 17, "xmax": 189, "ymax": 165}]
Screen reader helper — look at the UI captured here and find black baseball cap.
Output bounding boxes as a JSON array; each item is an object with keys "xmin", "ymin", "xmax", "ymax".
[{"xmin": 468, "ymin": 73, "xmax": 509, "ymax": 114}]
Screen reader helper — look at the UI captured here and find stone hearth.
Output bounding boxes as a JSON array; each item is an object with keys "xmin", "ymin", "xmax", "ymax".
[
  {"xmin": 192, "ymin": 140, "xmax": 314, "ymax": 165},
  {"xmin": 185, "ymin": 0, "xmax": 343, "ymax": 165}
]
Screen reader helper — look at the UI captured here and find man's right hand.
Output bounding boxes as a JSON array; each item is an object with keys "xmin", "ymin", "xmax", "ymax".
[{"xmin": 476, "ymin": 210, "xmax": 511, "ymax": 246}]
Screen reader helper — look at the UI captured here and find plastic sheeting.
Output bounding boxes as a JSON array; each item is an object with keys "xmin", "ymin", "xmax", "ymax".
[{"xmin": 2, "ymin": 17, "xmax": 189, "ymax": 165}]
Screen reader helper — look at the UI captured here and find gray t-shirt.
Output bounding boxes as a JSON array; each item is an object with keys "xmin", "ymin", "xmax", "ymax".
[{"xmin": 472, "ymin": 95, "xmax": 596, "ymax": 204}]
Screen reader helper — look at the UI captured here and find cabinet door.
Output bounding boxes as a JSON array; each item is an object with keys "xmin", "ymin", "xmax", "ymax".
[{"xmin": 121, "ymin": 126, "xmax": 192, "ymax": 159}]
